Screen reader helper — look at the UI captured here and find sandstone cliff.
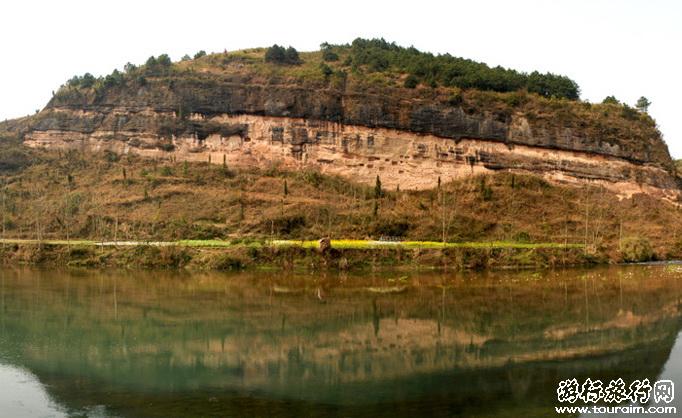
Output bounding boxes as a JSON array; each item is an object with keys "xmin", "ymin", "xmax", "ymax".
[{"xmin": 21, "ymin": 45, "xmax": 679, "ymax": 199}]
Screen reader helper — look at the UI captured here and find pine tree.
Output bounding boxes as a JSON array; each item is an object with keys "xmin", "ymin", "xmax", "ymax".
[{"xmin": 636, "ymin": 96, "xmax": 651, "ymax": 112}]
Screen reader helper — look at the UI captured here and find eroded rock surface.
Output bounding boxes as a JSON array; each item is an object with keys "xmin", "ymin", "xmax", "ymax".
[{"xmin": 23, "ymin": 76, "xmax": 680, "ymax": 199}]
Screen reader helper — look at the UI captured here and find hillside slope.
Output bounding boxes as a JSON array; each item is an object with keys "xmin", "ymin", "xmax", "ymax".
[
  {"xmin": 1, "ymin": 39, "xmax": 681, "ymax": 265},
  {"xmin": 21, "ymin": 39, "xmax": 679, "ymax": 200},
  {"xmin": 1, "ymin": 123, "xmax": 682, "ymax": 263}
]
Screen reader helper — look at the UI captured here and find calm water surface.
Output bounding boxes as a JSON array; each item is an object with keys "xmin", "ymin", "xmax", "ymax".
[{"xmin": 0, "ymin": 265, "xmax": 680, "ymax": 417}]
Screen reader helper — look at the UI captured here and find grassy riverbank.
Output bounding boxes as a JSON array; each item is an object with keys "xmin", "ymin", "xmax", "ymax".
[
  {"xmin": 1, "ymin": 127, "xmax": 679, "ymax": 266},
  {"xmin": 0, "ymin": 239, "xmax": 591, "ymax": 271},
  {"xmin": 0, "ymin": 238, "xmax": 584, "ymax": 249}
]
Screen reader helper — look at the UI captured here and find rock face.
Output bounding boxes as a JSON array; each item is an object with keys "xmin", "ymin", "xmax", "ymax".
[{"xmin": 23, "ymin": 75, "xmax": 680, "ymax": 199}]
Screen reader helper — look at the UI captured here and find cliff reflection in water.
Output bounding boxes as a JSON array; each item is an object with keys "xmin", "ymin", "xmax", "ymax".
[{"xmin": 0, "ymin": 265, "xmax": 680, "ymax": 417}]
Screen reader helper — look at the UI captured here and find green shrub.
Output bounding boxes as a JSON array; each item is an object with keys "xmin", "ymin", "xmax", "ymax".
[
  {"xmin": 210, "ymin": 253, "xmax": 244, "ymax": 270},
  {"xmin": 66, "ymin": 72, "xmax": 96, "ymax": 89},
  {"xmin": 373, "ymin": 220, "xmax": 410, "ymax": 237},
  {"xmin": 299, "ymin": 170, "xmax": 324, "ymax": 188},
  {"xmin": 0, "ymin": 140, "xmax": 35, "ymax": 173},
  {"xmin": 620, "ymin": 236, "xmax": 654, "ymax": 262},
  {"xmin": 448, "ymin": 91, "xmax": 463, "ymax": 106},
  {"xmin": 102, "ymin": 150, "xmax": 120, "ymax": 163},
  {"xmin": 636, "ymin": 96, "xmax": 651, "ymax": 112},
  {"xmin": 320, "ymin": 63, "xmax": 333, "ymax": 78},
  {"xmin": 513, "ymin": 231, "xmax": 531, "ymax": 243},
  {"xmin": 142, "ymin": 54, "xmax": 171, "ymax": 76},
  {"xmin": 285, "ymin": 47, "xmax": 300, "ymax": 64},
  {"xmin": 322, "ymin": 49, "xmax": 339, "ymax": 62},
  {"xmin": 270, "ymin": 215, "xmax": 306, "ymax": 236},
  {"xmin": 157, "ymin": 54, "xmax": 172, "ymax": 67},
  {"xmin": 404, "ymin": 74, "xmax": 419, "ymax": 89},
  {"xmin": 621, "ymin": 104, "xmax": 639, "ymax": 121},
  {"xmin": 265, "ymin": 45, "xmax": 301, "ymax": 65},
  {"xmin": 602, "ymin": 96, "xmax": 620, "ymax": 105},
  {"xmin": 156, "ymin": 141, "xmax": 175, "ymax": 152}
]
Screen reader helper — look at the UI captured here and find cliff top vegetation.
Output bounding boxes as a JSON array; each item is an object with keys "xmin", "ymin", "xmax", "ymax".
[
  {"xmin": 55, "ymin": 38, "xmax": 656, "ymax": 131},
  {"xmin": 62, "ymin": 38, "xmax": 580, "ymax": 98},
  {"xmin": 49, "ymin": 39, "xmax": 668, "ymax": 170}
]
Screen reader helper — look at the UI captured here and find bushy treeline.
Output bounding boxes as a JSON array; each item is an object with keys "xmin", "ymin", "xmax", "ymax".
[
  {"xmin": 264, "ymin": 44, "xmax": 301, "ymax": 64},
  {"xmin": 63, "ymin": 40, "xmax": 580, "ymax": 100},
  {"xmin": 65, "ymin": 53, "xmax": 176, "ymax": 91},
  {"xmin": 337, "ymin": 38, "xmax": 580, "ymax": 99}
]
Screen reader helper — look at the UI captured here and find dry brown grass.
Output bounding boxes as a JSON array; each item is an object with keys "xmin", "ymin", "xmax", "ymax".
[{"xmin": 1, "ymin": 145, "xmax": 681, "ymax": 262}]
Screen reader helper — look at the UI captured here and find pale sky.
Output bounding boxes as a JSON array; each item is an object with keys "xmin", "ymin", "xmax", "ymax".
[{"xmin": 2, "ymin": 0, "xmax": 681, "ymax": 156}]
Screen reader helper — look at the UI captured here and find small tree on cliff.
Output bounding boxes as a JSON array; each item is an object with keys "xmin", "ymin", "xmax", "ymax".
[
  {"xmin": 265, "ymin": 45, "xmax": 286, "ymax": 63},
  {"xmin": 323, "ymin": 49, "xmax": 339, "ymax": 62},
  {"xmin": 602, "ymin": 96, "xmax": 620, "ymax": 105},
  {"xmin": 157, "ymin": 54, "xmax": 172, "ymax": 67},
  {"xmin": 404, "ymin": 74, "xmax": 419, "ymax": 89},
  {"xmin": 80, "ymin": 73, "xmax": 95, "ymax": 88},
  {"xmin": 636, "ymin": 96, "xmax": 651, "ymax": 112},
  {"xmin": 285, "ymin": 47, "xmax": 300, "ymax": 64},
  {"xmin": 265, "ymin": 45, "xmax": 301, "ymax": 65}
]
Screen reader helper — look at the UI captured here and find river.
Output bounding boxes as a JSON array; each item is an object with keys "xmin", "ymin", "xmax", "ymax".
[{"xmin": 0, "ymin": 265, "xmax": 680, "ymax": 417}]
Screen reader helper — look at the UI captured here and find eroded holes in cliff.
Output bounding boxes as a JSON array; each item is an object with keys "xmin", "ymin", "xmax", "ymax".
[
  {"xmin": 289, "ymin": 127, "xmax": 309, "ymax": 145},
  {"xmin": 316, "ymin": 130, "xmax": 335, "ymax": 145},
  {"xmin": 367, "ymin": 135, "xmax": 375, "ymax": 148},
  {"xmin": 478, "ymin": 151, "xmax": 492, "ymax": 163},
  {"xmin": 291, "ymin": 144, "xmax": 305, "ymax": 160},
  {"xmin": 466, "ymin": 155, "xmax": 477, "ymax": 167},
  {"xmin": 341, "ymin": 138, "xmax": 349, "ymax": 154},
  {"xmin": 271, "ymin": 127, "xmax": 284, "ymax": 142},
  {"xmin": 414, "ymin": 143, "xmax": 428, "ymax": 158}
]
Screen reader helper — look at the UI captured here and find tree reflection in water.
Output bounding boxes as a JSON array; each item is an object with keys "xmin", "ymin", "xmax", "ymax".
[{"xmin": 0, "ymin": 265, "xmax": 680, "ymax": 417}]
